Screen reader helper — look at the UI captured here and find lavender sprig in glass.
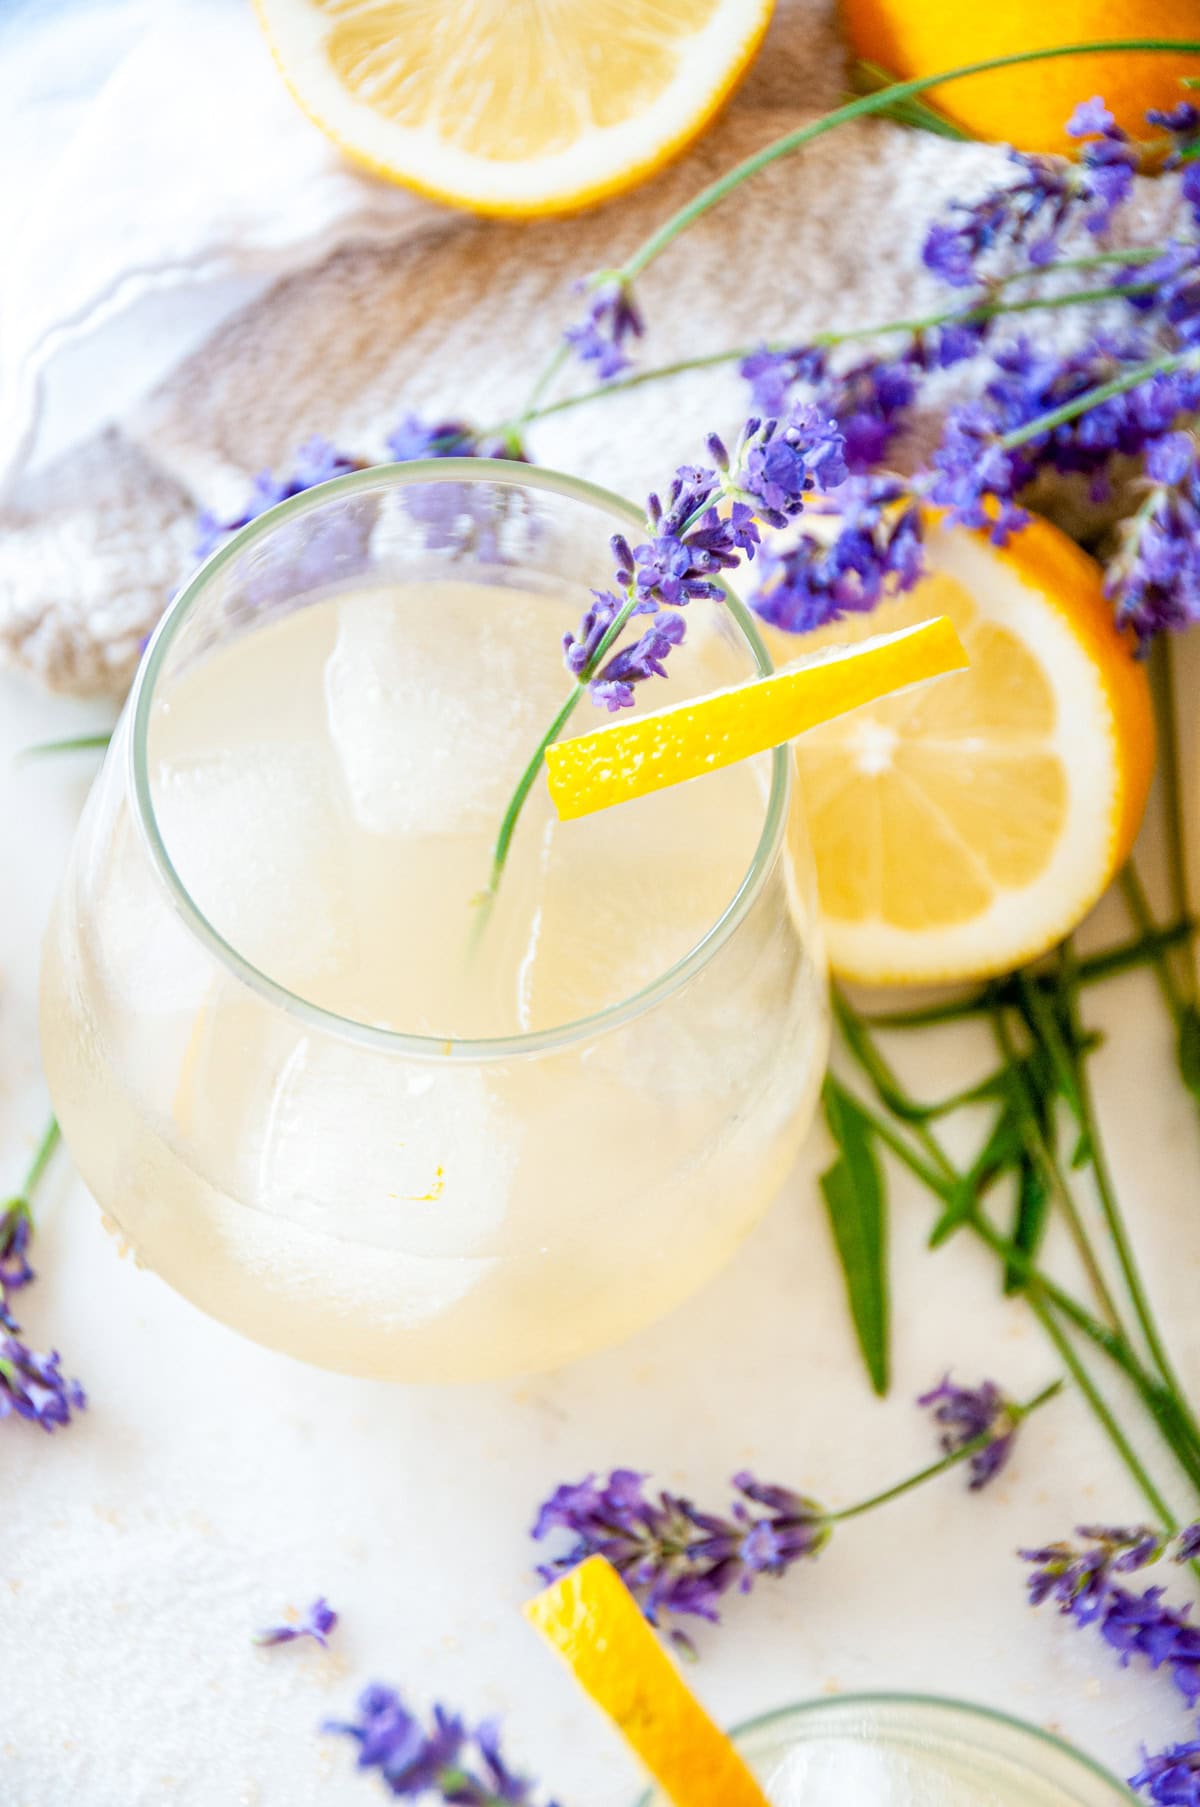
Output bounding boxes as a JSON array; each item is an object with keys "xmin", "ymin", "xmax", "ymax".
[{"xmin": 485, "ymin": 403, "xmax": 846, "ymax": 896}]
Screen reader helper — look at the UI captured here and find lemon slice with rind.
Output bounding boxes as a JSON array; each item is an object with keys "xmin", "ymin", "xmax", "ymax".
[
  {"xmin": 758, "ymin": 512, "xmax": 1155, "ymax": 985},
  {"xmin": 545, "ymin": 615, "xmax": 966, "ymax": 820},
  {"xmin": 254, "ymin": 0, "xmax": 776, "ymax": 215},
  {"xmin": 525, "ymin": 1556, "xmax": 771, "ymax": 1806}
]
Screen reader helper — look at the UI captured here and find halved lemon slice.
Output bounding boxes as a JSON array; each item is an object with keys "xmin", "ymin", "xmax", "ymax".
[
  {"xmin": 525, "ymin": 1556, "xmax": 771, "ymax": 1806},
  {"xmin": 758, "ymin": 512, "xmax": 1155, "ymax": 985},
  {"xmin": 253, "ymin": 0, "xmax": 775, "ymax": 216}
]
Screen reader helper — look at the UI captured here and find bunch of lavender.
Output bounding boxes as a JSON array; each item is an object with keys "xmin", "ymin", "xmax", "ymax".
[
  {"xmin": 0, "ymin": 1120, "xmax": 84, "ymax": 1434},
  {"xmin": 326, "ymin": 1684, "xmax": 558, "ymax": 1805},
  {"xmin": 531, "ymin": 1375, "xmax": 1054, "ymax": 1650},
  {"xmin": 556, "ymin": 97, "xmax": 1200, "ymax": 649}
]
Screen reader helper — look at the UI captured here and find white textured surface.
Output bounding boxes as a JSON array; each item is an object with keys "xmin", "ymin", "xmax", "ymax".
[{"xmin": 6, "ymin": 655, "xmax": 1200, "ymax": 1803}]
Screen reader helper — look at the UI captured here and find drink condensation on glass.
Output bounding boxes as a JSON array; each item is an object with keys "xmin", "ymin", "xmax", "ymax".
[{"xmin": 40, "ymin": 462, "xmax": 828, "ymax": 1381}]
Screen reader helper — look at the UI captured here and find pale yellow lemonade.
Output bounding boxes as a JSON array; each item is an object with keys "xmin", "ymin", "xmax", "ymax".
[{"xmin": 40, "ymin": 580, "xmax": 825, "ymax": 1380}]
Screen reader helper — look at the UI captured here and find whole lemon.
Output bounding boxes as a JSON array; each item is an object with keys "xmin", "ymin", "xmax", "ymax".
[{"xmin": 841, "ymin": 0, "xmax": 1200, "ymax": 152}]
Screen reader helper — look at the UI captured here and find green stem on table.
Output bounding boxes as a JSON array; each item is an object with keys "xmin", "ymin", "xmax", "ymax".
[
  {"xmin": 988, "ymin": 1000, "xmax": 1121, "ymax": 1328},
  {"xmin": 22, "ymin": 1117, "xmax": 60, "ymax": 1201},
  {"xmin": 864, "ymin": 921, "xmax": 1197, "ymax": 1029},
  {"xmin": 825, "ymin": 1069, "xmax": 1200, "ymax": 1496},
  {"xmin": 4, "ymin": 1115, "xmax": 62, "ymax": 1242},
  {"xmin": 1059, "ymin": 941, "xmax": 1194, "ymax": 1413},
  {"xmin": 833, "ymin": 998, "xmax": 1200, "ymax": 1508},
  {"xmin": 1122, "ymin": 865, "xmax": 1187, "ymax": 1027},
  {"xmin": 1027, "ymin": 1290, "xmax": 1180, "ymax": 1533},
  {"xmin": 1152, "ymin": 638, "xmax": 1197, "ymax": 1007},
  {"xmin": 826, "ymin": 1380, "xmax": 1063, "ymax": 1522},
  {"xmin": 18, "ymin": 732, "xmax": 114, "ymax": 761},
  {"xmin": 831, "ymin": 986, "xmax": 958, "ymax": 1186}
]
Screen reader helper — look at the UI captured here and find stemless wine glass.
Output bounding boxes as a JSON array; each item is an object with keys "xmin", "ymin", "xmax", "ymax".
[{"xmin": 40, "ymin": 461, "xmax": 828, "ymax": 1382}]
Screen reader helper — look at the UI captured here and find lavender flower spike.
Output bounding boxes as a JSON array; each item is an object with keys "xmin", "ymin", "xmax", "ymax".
[
  {"xmin": 1022, "ymin": 1533, "xmax": 1200, "ymax": 1711},
  {"xmin": 1131, "ymin": 1738, "xmax": 1200, "ymax": 1805},
  {"xmin": 0, "ymin": 1199, "xmax": 35, "ymax": 1294},
  {"xmin": 325, "ymin": 1683, "xmax": 559, "ymax": 1803},
  {"xmin": 564, "ymin": 273, "xmax": 644, "ymax": 380},
  {"xmin": 254, "ymin": 1596, "xmax": 338, "ymax": 1649},
  {"xmin": 918, "ymin": 1375, "xmax": 1020, "ymax": 1490},
  {"xmin": 0, "ymin": 1336, "xmax": 86, "ymax": 1432},
  {"xmin": 532, "ymin": 1468, "xmax": 829, "ymax": 1644}
]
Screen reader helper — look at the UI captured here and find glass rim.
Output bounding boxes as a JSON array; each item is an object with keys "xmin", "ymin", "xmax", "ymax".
[
  {"xmin": 634, "ymin": 1691, "xmax": 1135, "ymax": 1805},
  {"xmin": 128, "ymin": 457, "xmax": 792, "ymax": 1062}
]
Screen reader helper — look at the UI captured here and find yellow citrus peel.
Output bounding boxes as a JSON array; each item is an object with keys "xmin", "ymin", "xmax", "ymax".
[
  {"xmin": 544, "ymin": 615, "xmax": 967, "ymax": 822},
  {"xmin": 524, "ymin": 1555, "xmax": 771, "ymax": 1807}
]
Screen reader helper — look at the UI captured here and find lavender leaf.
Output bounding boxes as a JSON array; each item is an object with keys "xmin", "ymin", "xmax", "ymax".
[{"xmin": 820, "ymin": 1078, "xmax": 889, "ymax": 1395}]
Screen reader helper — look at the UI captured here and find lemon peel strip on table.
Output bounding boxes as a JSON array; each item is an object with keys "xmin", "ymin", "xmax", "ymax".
[
  {"xmin": 525, "ymin": 1555, "xmax": 772, "ymax": 1807},
  {"xmin": 545, "ymin": 615, "xmax": 968, "ymax": 822}
]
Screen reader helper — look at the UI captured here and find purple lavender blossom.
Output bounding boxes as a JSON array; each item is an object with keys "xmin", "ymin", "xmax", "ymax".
[
  {"xmin": 740, "ymin": 344, "xmax": 828, "ymax": 415},
  {"xmin": 194, "ymin": 436, "xmax": 363, "ymax": 561},
  {"xmin": 740, "ymin": 347, "xmax": 917, "ymax": 476},
  {"xmin": 564, "ymin": 275, "xmax": 644, "ymax": 379},
  {"xmin": 531, "ymin": 1468, "xmax": 830, "ymax": 1643},
  {"xmin": 734, "ymin": 406, "xmax": 849, "ymax": 525},
  {"xmin": 1107, "ymin": 425, "xmax": 1200, "ymax": 639},
  {"xmin": 0, "ymin": 1336, "xmax": 85, "ymax": 1432},
  {"xmin": 918, "ymin": 1375, "xmax": 1019, "ymax": 1490},
  {"xmin": 921, "ymin": 99, "xmax": 1138, "ymax": 289},
  {"xmin": 1023, "ymin": 1532, "xmax": 1200, "ymax": 1710},
  {"xmin": 1149, "ymin": 100, "xmax": 1200, "ymax": 234},
  {"xmin": 325, "ymin": 1684, "xmax": 556, "ymax": 1804},
  {"xmin": 1022, "ymin": 1526, "xmax": 1169, "ymax": 1617},
  {"xmin": 562, "ymin": 591, "xmax": 622, "ymax": 677},
  {"xmin": 591, "ymin": 612, "xmax": 687, "ymax": 711},
  {"xmin": 0, "ymin": 1202, "xmax": 34, "ymax": 1294},
  {"xmin": 749, "ymin": 475, "xmax": 924, "ymax": 635},
  {"xmin": 385, "ymin": 416, "xmax": 476, "ymax": 462},
  {"xmin": 254, "ymin": 1597, "xmax": 338, "ymax": 1649},
  {"xmin": 1131, "ymin": 1738, "xmax": 1200, "ymax": 1804}
]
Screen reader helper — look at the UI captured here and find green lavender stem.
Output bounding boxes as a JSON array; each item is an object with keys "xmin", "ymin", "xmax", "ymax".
[
  {"xmin": 833, "ymin": 995, "xmax": 1200, "ymax": 1507},
  {"xmin": 622, "ymin": 41, "xmax": 1200, "ymax": 280},
  {"xmin": 1000, "ymin": 348, "xmax": 1200, "ymax": 452},
  {"xmin": 484, "ymin": 587, "xmax": 642, "ymax": 896},
  {"xmin": 989, "ymin": 999, "xmax": 1121, "ymax": 1327},
  {"xmin": 10, "ymin": 1116, "xmax": 60, "ymax": 1208},
  {"xmin": 1151, "ymin": 639, "xmax": 1197, "ymax": 1008},
  {"xmin": 826, "ymin": 1379, "xmax": 1063, "ymax": 1522},
  {"xmin": 1122, "ymin": 866, "xmax": 1187, "ymax": 1027},
  {"xmin": 1028, "ymin": 1292, "xmax": 1180, "ymax": 1532},
  {"xmin": 1058, "ymin": 941, "xmax": 1198, "ymax": 1424},
  {"xmin": 504, "ymin": 248, "xmax": 1179, "ymax": 444},
  {"xmin": 18, "ymin": 732, "xmax": 114, "ymax": 761},
  {"xmin": 865, "ymin": 919, "xmax": 1196, "ymax": 1028}
]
